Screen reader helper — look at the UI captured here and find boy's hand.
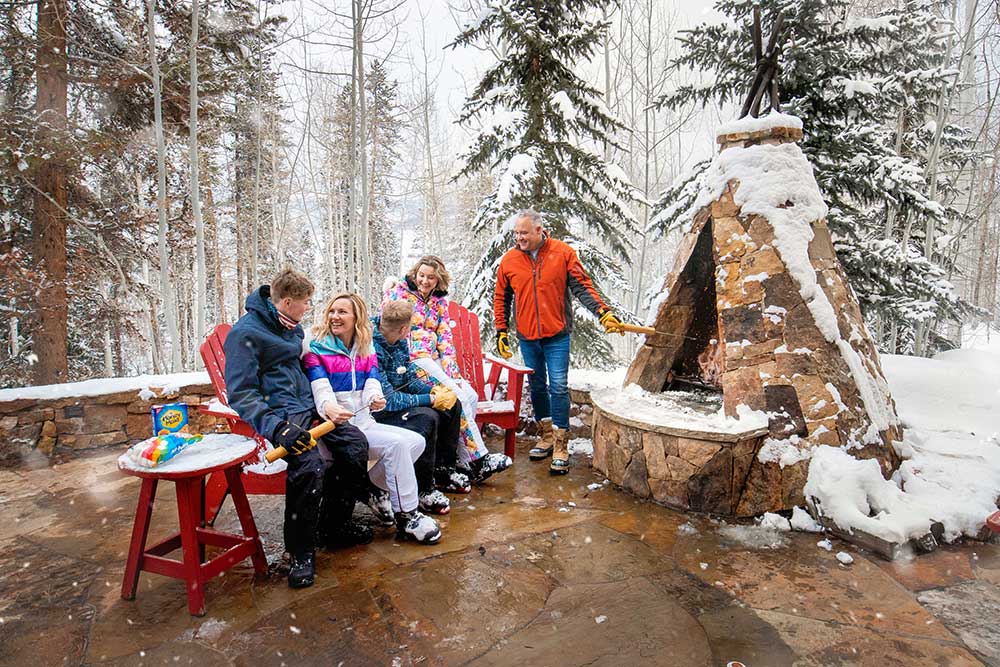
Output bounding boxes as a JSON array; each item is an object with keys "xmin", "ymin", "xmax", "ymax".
[{"xmin": 369, "ymin": 395, "xmax": 387, "ymax": 412}]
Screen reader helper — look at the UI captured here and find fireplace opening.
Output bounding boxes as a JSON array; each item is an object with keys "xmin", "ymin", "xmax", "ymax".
[{"xmin": 663, "ymin": 221, "xmax": 723, "ymax": 394}]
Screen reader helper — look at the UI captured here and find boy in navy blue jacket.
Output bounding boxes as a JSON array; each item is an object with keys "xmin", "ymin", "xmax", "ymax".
[
  {"xmin": 371, "ymin": 301, "xmax": 469, "ymax": 506},
  {"xmin": 224, "ymin": 268, "xmax": 370, "ymax": 589}
]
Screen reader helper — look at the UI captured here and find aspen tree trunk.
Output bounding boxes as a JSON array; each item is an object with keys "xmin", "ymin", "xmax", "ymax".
[
  {"xmin": 420, "ymin": 18, "xmax": 441, "ymax": 254},
  {"xmin": 250, "ymin": 0, "xmax": 262, "ymax": 286},
  {"xmin": 204, "ymin": 159, "xmax": 224, "ymax": 322},
  {"xmin": 190, "ymin": 0, "xmax": 206, "ymax": 348},
  {"xmin": 32, "ymin": 0, "xmax": 69, "ymax": 384},
  {"xmin": 355, "ymin": 0, "xmax": 372, "ymax": 301},
  {"xmin": 146, "ymin": 0, "xmax": 182, "ymax": 371}
]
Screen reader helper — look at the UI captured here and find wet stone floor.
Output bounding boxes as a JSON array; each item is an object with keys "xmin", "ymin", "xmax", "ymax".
[{"xmin": 2, "ymin": 435, "xmax": 1000, "ymax": 666}]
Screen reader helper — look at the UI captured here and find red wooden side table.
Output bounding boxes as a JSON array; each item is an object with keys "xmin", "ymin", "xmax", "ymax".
[{"xmin": 118, "ymin": 434, "xmax": 268, "ymax": 616}]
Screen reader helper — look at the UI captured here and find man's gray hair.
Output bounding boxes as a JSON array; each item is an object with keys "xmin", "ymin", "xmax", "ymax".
[{"xmin": 517, "ymin": 209, "xmax": 543, "ymax": 228}]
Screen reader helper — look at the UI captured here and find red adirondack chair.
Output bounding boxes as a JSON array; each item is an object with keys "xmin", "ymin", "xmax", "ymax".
[
  {"xmin": 199, "ymin": 324, "xmax": 286, "ymax": 524},
  {"xmin": 447, "ymin": 302, "xmax": 533, "ymax": 458}
]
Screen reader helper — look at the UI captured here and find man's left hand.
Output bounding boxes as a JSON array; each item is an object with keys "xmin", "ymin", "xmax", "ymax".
[{"xmin": 599, "ymin": 309, "xmax": 624, "ymax": 335}]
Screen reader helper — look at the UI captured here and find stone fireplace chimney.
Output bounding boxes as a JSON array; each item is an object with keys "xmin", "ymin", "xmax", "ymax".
[{"xmin": 596, "ymin": 114, "xmax": 902, "ymax": 516}]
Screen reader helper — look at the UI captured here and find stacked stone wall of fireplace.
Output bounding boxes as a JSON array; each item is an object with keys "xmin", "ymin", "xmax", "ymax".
[{"xmin": 595, "ymin": 121, "xmax": 902, "ymax": 517}]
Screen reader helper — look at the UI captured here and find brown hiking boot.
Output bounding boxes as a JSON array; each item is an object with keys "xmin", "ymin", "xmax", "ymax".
[
  {"xmin": 529, "ymin": 419, "xmax": 554, "ymax": 460},
  {"xmin": 549, "ymin": 427, "xmax": 570, "ymax": 475}
]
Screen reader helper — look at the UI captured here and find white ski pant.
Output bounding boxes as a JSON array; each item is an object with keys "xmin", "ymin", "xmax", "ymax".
[
  {"xmin": 362, "ymin": 422, "xmax": 425, "ymax": 513},
  {"xmin": 411, "ymin": 357, "xmax": 488, "ymax": 464}
]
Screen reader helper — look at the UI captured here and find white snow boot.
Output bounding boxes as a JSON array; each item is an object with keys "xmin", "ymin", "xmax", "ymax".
[
  {"xmin": 469, "ymin": 452, "xmax": 513, "ymax": 484},
  {"xmin": 366, "ymin": 488, "xmax": 395, "ymax": 527},
  {"xmin": 396, "ymin": 509, "xmax": 442, "ymax": 544},
  {"xmin": 419, "ymin": 489, "xmax": 451, "ymax": 515}
]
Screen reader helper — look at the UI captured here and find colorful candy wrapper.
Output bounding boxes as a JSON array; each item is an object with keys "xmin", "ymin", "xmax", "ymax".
[{"xmin": 127, "ymin": 433, "xmax": 204, "ymax": 468}]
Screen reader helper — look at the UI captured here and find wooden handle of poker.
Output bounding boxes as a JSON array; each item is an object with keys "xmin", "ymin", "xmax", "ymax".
[
  {"xmin": 264, "ymin": 420, "xmax": 336, "ymax": 463},
  {"xmin": 619, "ymin": 323, "xmax": 657, "ymax": 336}
]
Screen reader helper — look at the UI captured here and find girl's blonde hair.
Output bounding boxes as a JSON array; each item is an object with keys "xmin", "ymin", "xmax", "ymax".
[
  {"xmin": 406, "ymin": 255, "xmax": 451, "ymax": 293},
  {"xmin": 312, "ymin": 293, "xmax": 373, "ymax": 354}
]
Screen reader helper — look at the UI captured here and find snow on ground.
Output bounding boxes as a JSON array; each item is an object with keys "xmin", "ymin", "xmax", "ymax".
[
  {"xmin": 0, "ymin": 371, "xmax": 210, "ymax": 402},
  {"xmin": 808, "ymin": 346, "xmax": 1000, "ymax": 543},
  {"xmin": 568, "ymin": 367, "xmax": 627, "ymax": 393}
]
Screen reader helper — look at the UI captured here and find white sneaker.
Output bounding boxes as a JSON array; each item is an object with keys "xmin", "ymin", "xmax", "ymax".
[
  {"xmin": 396, "ymin": 510, "xmax": 442, "ymax": 544},
  {"xmin": 419, "ymin": 489, "xmax": 451, "ymax": 515},
  {"xmin": 366, "ymin": 490, "xmax": 395, "ymax": 527}
]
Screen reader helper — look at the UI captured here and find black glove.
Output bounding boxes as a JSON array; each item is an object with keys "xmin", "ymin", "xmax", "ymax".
[{"xmin": 272, "ymin": 421, "xmax": 314, "ymax": 455}]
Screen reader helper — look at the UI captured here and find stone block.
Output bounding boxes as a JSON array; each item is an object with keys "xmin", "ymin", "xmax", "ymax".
[
  {"xmin": 687, "ymin": 447, "xmax": 734, "ymax": 514},
  {"xmin": 642, "ymin": 431, "xmax": 677, "ymax": 480},
  {"xmin": 721, "ymin": 366, "xmax": 765, "ymax": 416},
  {"xmin": 783, "ymin": 303, "xmax": 829, "ymax": 351},
  {"xmin": 126, "ymin": 413, "xmax": 154, "ymax": 440},
  {"xmin": 746, "ymin": 215, "xmax": 775, "ymax": 245},
  {"xmin": 0, "ymin": 415, "xmax": 17, "ymax": 432},
  {"xmin": 62, "ymin": 405, "xmax": 84, "ymax": 419},
  {"xmin": 82, "ymin": 404, "xmax": 127, "ymax": 434},
  {"xmin": 735, "ymin": 459, "xmax": 784, "ymax": 517},
  {"xmin": 742, "ymin": 338, "xmax": 781, "ymax": 361},
  {"xmin": 807, "ymin": 220, "xmax": 837, "ymax": 261},
  {"xmin": 711, "ymin": 187, "xmax": 740, "ymax": 218},
  {"xmin": 716, "ymin": 261, "xmax": 743, "ymax": 306},
  {"xmin": 10, "ymin": 423, "xmax": 42, "ymax": 448},
  {"xmin": 804, "ymin": 418, "xmax": 841, "ymax": 446},
  {"xmin": 740, "ymin": 247, "xmax": 784, "ymax": 279},
  {"xmin": 664, "ymin": 455, "xmax": 697, "ymax": 481},
  {"xmin": 55, "ymin": 417, "xmax": 85, "ymax": 435},
  {"xmin": 622, "ymin": 450, "xmax": 651, "ymax": 498},
  {"xmin": 719, "ymin": 306, "xmax": 765, "ymax": 345},
  {"xmin": 676, "ymin": 438, "xmax": 722, "ymax": 468},
  {"xmin": 761, "ymin": 273, "xmax": 801, "ymax": 313},
  {"xmin": 775, "ymin": 352, "xmax": 815, "ymax": 378},
  {"xmin": 21, "ymin": 408, "xmax": 56, "ymax": 424},
  {"xmin": 0, "ymin": 398, "xmax": 39, "ymax": 415},
  {"xmin": 649, "ymin": 478, "xmax": 688, "ymax": 509},
  {"xmin": 780, "ymin": 460, "xmax": 810, "ymax": 508},
  {"xmin": 36, "ymin": 421, "xmax": 57, "ymax": 457},
  {"xmin": 713, "ymin": 217, "xmax": 754, "ymax": 261},
  {"xmin": 764, "ymin": 384, "xmax": 807, "ymax": 439}
]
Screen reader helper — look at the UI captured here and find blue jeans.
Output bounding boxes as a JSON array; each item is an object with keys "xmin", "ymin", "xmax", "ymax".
[{"xmin": 519, "ymin": 332, "xmax": 571, "ymax": 430}]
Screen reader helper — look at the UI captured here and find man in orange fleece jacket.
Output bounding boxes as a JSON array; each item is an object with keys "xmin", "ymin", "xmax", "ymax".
[{"xmin": 493, "ymin": 209, "xmax": 623, "ymax": 474}]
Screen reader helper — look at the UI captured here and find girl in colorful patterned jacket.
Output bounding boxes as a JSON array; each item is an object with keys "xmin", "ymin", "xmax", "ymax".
[
  {"xmin": 302, "ymin": 293, "xmax": 442, "ymax": 544},
  {"xmin": 383, "ymin": 256, "xmax": 512, "ymax": 483}
]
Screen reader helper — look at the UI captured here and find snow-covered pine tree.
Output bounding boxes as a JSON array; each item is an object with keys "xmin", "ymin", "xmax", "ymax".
[
  {"xmin": 652, "ymin": 0, "xmax": 974, "ymax": 354},
  {"xmin": 449, "ymin": 0, "xmax": 640, "ymax": 367}
]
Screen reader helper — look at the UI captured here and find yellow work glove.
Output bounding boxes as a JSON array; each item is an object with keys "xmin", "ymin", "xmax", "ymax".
[
  {"xmin": 430, "ymin": 385, "xmax": 458, "ymax": 410},
  {"xmin": 599, "ymin": 309, "xmax": 624, "ymax": 335},
  {"xmin": 495, "ymin": 330, "xmax": 513, "ymax": 359}
]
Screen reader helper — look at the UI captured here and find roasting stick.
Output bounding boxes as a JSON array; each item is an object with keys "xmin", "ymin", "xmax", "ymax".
[
  {"xmin": 265, "ymin": 421, "xmax": 336, "ymax": 463},
  {"xmin": 264, "ymin": 368, "xmax": 431, "ymax": 463},
  {"xmin": 613, "ymin": 322, "xmax": 699, "ymax": 341}
]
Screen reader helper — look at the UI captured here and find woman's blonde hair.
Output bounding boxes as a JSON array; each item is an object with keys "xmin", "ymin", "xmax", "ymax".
[
  {"xmin": 406, "ymin": 255, "xmax": 451, "ymax": 294},
  {"xmin": 312, "ymin": 293, "xmax": 373, "ymax": 354}
]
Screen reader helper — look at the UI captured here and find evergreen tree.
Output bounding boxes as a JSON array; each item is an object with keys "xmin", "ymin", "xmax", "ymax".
[
  {"xmin": 652, "ymin": 0, "xmax": 974, "ymax": 353},
  {"xmin": 449, "ymin": 0, "xmax": 640, "ymax": 367}
]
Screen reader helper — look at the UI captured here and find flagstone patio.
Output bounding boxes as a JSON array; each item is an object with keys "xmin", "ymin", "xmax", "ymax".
[{"xmin": 1, "ymin": 435, "xmax": 998, "ymax": 666}]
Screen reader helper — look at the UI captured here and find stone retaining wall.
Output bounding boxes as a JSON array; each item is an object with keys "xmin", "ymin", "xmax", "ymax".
[{"xmin": 0, "ymin": 383, "xmax": 230, "ymax": 466}]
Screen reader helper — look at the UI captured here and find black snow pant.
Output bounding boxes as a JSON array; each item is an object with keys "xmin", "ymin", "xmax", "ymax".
[
  {"xmin": 282, "ymin": 410, "xmax": 369, "ymax": 557},
  {"xmin": 374, "ymin": 403, "xmax": 461, "ymax": 493}
]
